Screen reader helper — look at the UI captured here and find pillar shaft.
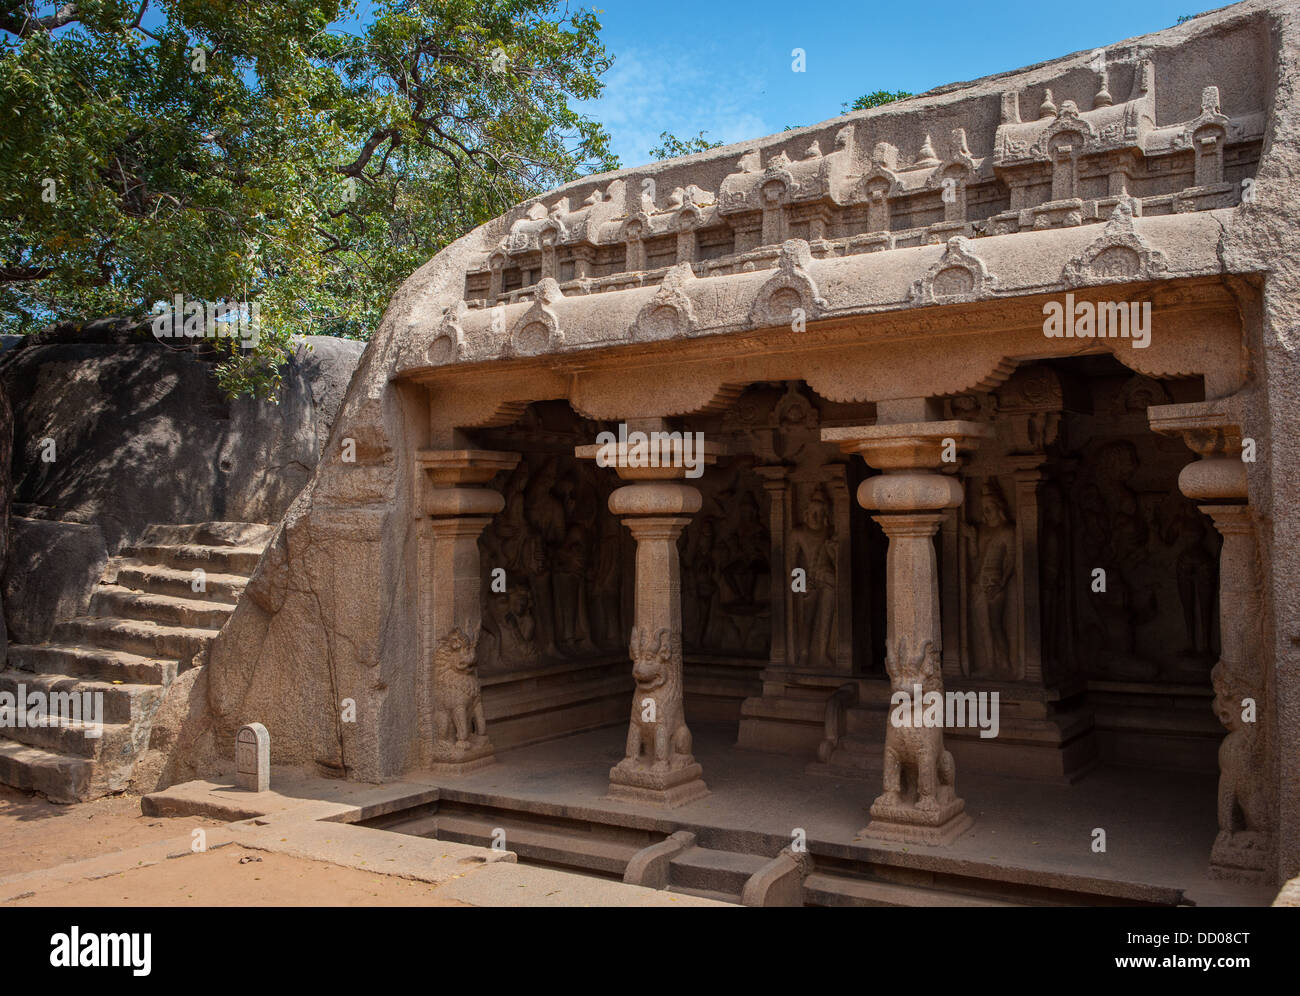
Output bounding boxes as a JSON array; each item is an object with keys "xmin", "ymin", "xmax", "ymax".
[
  {"xmin": 756, "ymin": 467, "xmax": 789, "ymax": 669},
  {"xmin": 428, "ymin": 516, "xmax": 493, "ymax": 638},
  {"xmin": 624, "ymin": 516, "xmax": 690, "ymax": 637},
  {"xmin": 875, "ymin": 513, "xmax": 945, "ymax": 655}
]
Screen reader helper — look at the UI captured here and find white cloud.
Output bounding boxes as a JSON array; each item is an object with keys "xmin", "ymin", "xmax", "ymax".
[{"xmin": 579, "ymin": 46, "xmax": 772, "ymax": 168}]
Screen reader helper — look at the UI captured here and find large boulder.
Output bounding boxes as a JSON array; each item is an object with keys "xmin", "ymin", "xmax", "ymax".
[
  {"xmin": 0, "ymin": 333, "xmax": 365, "ymax": 553},
  {"xmin": 2, "ymin": 517, "xmax": 108, "ymax": 644},
  {"xmin": 0, "ymin": 330, "xmax": 363, "ymax": 651}
]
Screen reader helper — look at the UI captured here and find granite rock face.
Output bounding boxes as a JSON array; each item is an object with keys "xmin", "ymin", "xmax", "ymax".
[
  {"xmin": 1, "ymin": 335, "xmax": 365, "ymax": 552},
  {"xmin": 180, "ymin": 0, "xmax": 1300, "ymax": 887},
  {"xmin": 2, "ymin": 517, "xmax": 109, "ymax": 645}
]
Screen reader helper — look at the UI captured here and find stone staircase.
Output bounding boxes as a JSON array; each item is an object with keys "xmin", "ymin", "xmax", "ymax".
[{"xmin": 0, "ymin": 522, "xmax": 272, "ymax": 802}]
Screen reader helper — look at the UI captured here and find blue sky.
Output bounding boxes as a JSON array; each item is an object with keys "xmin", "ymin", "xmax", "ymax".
[{"xmin": 574, "ymin": 0, "xmax": 1224, "ymax": 167}]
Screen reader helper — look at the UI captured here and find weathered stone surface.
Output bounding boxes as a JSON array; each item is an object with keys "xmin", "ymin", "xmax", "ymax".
[
  {"xmin": 128, "ymin": 666, "xmax": 219, "ymax": 794},
  {"xmin": 175, "ymin": 0, "xmax": 1300, "ymax": 891},
  {"xmin": 0, "ymin": 335, "xmax": 364, "ymax": 553},
  {"xmin": 2, "ymin": 517, "xmax": 108, "ymax": 645}
]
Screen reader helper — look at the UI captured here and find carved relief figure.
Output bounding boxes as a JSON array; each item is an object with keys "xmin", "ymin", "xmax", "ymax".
[
  {"xmin": 684, "ymin": 517, "xmax": 721, "ymax": 650},
  {"xmin": 723, "ymin": 493, "xmax": 769, "ymax": 607},
  {"xmin": 1162, "ymin": 497, "xmax": 1217, "ymax": 659},
  {"xmin": 615, "ymin": 627, "xmax": 694, "ymax": 774},
  {"xmin": 589, "ymin": 491, "xmax": 625, "ymax": 649},
  {"xmin": 1076, "ymin": 439, "xmax": 1158, "ymax": 677},
  {"xmin": 1039, "ymin": 481, "xmax": 1065, "ymax": 671},
  {"xmin": 791, "ymin": 485, "xmax": 837, "ymax": 669},
  {"xmin": 492, "ymin": 583, "xmax": 541, "ymax": 668},
  {"xmin": 524, "ymin": 458, "xmax": 565, "ymax": 658},
  {"xmin": 877, "ymin": 638, "xmax": 957, "ymax": 815},
  {"xmin": 966, "ymin": 483, "xmax": 1017, "ymax": 677},
  {"xmin": 552, "ymin": 472, "xmax": 597, "ymax": 653},
  {"xmin": 432, "ymin": 626, "xmax": 489, "ymax": 759}
]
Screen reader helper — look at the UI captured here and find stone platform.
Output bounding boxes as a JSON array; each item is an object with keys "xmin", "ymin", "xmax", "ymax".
[
  {"xmin": 401, "ymin": 725, "xmax": 1280, "ymax": 906},
  {"xmin": 141, "ymin": 724, "xmax": 1279, "ymax": 906}
]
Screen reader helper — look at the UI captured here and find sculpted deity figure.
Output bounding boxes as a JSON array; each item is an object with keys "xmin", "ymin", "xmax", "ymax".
[
  {"xmin": 723, "ymin": 492, "xmax": 769, "ymax": 609},
  {"xmin": 966, "ymin": 484, "xmax": 1017, "ymax": 677},
  {"xmin": 1077, "ymin": 440, "xmax": 1158, "ymax": 676},
  {"xmin": 790, "ymin": 485, "xmax": 837, "ymax": 670},
  {"xmin": 551, "ymin": 472, "xmax": 597, "ymax": 653},
  {"xmin": 494, "ymin": 582, "xmax": 541, "ymax": 668},
  {"xmin": 685, "ymin": 517, "xmax": 720, "ymax": 649},
  {"xmin": 1040, "ymin": 482, "xmax": 1064, "ymax": 669},
  {"xmin": 1162, "ymin": 497, "xmax": 1217, "ymax": 658},
  {"xmin": 522, "ymin": 458, "xmax": 564, "ymax": 657},
  {"xmin": 589, "ymin": 494, "xmax": 624, "ymax": 649}
]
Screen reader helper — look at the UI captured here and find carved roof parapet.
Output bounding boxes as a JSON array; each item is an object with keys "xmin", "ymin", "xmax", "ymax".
[
  {"xmin": 719, "ymin": 124, "xmax": 858, "ymax": 215},
  {"xmin": 498, "ymin": 180, "xmax": 625, "ymax": 255},
  {"xmin": 454, "ymin": 18, "xmax": 1270, "ymax": 309},
  {"xmin": 412, "ymin": 206, "xmax": 1240, "ymax": 379},
  {"xmin": 994, "ymin": 58, "xmax": 1155, "ymax": 165}
]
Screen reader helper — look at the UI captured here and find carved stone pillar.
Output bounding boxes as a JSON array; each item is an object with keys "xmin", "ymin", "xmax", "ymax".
[
  {"xmin": 1012, "ymin": 465, "xmax": 1045, "ymax": 684},
  {"xmin": 827, "ymin": 475, "xmax": 855, "ymax": 673},
  {"xmin": 1150, "ymin": 399, "xmax": 1273, "ymax": 883},
  {"xmin": 824, "ymin": 417, "xmax": 988, "ymax": 845},
  {"xmin": 417, "ymin": 449, "xmax": 520, "ymax": 773},
  {"xmin": 576, "ymin": 430, "xmax": 721, "ymax": 807},
  {"xmin": 755, "ymin": 465, "xmax": 790, "ymax": 669}
]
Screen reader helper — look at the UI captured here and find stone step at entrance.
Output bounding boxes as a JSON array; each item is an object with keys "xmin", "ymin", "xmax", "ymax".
[
  {"xmin": 363, "ymin": 790, "xmax": 1186, "ymax": 907},
  {"xmin": 664, "ymin": 845, "xmax": 770, "ymax": 904},
  {"xmin": 0, "ymin": 521, "xmax": 273, "ymax": 803},
  {"xmin": 376, "ymin": 800, "xmax": 649, "ymax": 877}
]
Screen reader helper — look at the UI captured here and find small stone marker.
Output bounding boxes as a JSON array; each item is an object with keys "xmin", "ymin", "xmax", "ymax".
[{"xmin": 235, "ymin": 723, "xmax": 270, "ymax": 792}]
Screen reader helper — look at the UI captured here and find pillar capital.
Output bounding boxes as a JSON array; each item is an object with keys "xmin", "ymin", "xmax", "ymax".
[
  {"xmin": 1148, "ymin": 399, "xmax": 1247, "ymax": 502},
  {"xmin": 822, "ymin": 420, "xmax": 990, "ymax": 472},
  {"xmin": 575, "ymin": 431, "xmax": 725, "ymax": 482},
  {"xmin": 1200, "ymin": 503, "xmax": 1254, "ymax": 535},
  {"xmin": 416, "ymin": 448, "xmax": 520, "ymax": 487},
  {"xmin": 872, "ymin": 511, "xmax": 948, "ymax": 538},
  {"xmin": 608, "ymin": 482, "xmax": 701, "ymax": 518}
]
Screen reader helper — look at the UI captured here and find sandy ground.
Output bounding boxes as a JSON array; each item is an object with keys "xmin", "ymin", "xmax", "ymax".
[
  {"xmin": 0, "ymin": 785, "xmax": 223, "ymax": 873},
  {"xmin": 6, "ymin": 846, "xmax": 470, "ymax": 906},
  {"xmin": 0, "ymin": 786, "xmax": 468, "ymax": 906}
]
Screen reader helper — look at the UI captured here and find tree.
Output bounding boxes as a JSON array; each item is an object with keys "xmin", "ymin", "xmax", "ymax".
[
  {"xmin": 0, "ymin": 1, "xmax": 617, "ymax": 397},
  {"xmin": 647, "ymin": 130, "xmax": 721, "ymax": 161},
  {"xmin": 844, "ymin": 89, "xmax": 913, "ymax": 112}
]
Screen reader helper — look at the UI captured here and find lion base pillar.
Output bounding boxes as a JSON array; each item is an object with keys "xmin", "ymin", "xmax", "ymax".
[
  {"xmin": 606, "ymin": 482, "xmax": 710, "ymax": 808},
  {"xmin": 825, "ymin": 418, "xmax": 987, "ymax": 846},
  {"xmin": 419, "ymin": 449, "xmax": 520, "ymax": 776}
]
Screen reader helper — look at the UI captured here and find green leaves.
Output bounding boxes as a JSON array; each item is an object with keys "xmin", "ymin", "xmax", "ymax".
[
  {"xmin": 648, "ymin": 130, "xmax": 723, "ymax": 162},
  {"xmin": 846, "ymin": 89, "xmax": 913, "ymax": 112},
  {"xmin": 0, "ymin": 0, "xmax": 617, "ymax": 397}
]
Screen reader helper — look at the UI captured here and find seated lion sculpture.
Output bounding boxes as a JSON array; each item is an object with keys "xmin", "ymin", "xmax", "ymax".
[{"xmin": 432, "ymin": 625, "xmax": 488, "ymax": 758}]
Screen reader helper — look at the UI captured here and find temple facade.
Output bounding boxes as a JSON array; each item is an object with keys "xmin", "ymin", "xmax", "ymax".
[{"xmin": 196, "ymin": 0, "xmax": 1300, "ymax": 894}]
